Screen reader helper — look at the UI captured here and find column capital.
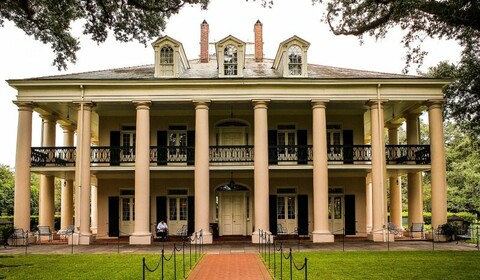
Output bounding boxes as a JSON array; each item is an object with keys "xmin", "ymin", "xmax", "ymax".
[
  {"xmin": 386, "ymin": 122, "xmax": 402, "ymax": 130},
  {"xmin": 13, "ymin": 101, "xmax": 35, "ymax": 111},
  {"xmin": 60, "ymin": 124, "xmax": 76, "ymax": 132},
  {"xmin": 425, "ymin": 99, "xmax": 444, "ymax": 110},
  {"xmin": 193, "ymin": 100, "xmax": 210, "ymax": 109},
  {"xmin": 252, "ymin": 99, "xmax": 269, "ymax": 109},
  {"xmin": 40, "ymin": 114, "xmax": 58, "ymax": 122},
  {"xmin": 311, "ymin": 99, "xmax": 329, "ymax": 109},
  {"xmin": 366, "ymin": 99, "xmax": 388, "ymax": 108},
  {"xmin": 73, "ymin": 101, "xmax": 95, "ymax": 111},
  {"xmin": 133, "ymin": 100, "xmax": 152, "ymax": 110}
]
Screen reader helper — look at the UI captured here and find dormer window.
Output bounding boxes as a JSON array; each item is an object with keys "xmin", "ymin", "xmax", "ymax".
[
  {"xmin": 288, "ymin": 45, "xmax": 302, "ymax": 76},
  {"xmin": 216, "ymin": 35, "xmax": 245, "ymax": 77},
  {"xmin": 160, "ymin": 45, "xmax": 174, "ymax": 76},
  {"xmin": 224, "ymin": 45, "xmax": 238, "ymax": 75},
  {"xmin": 152, "ymin": 36, "xmax": 190, "ymax": 78},
  {"xmin": 273, "ymin": 36, "xmax": 310, "ymax": 78}
]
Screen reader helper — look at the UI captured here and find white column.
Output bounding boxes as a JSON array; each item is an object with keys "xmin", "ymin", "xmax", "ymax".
[
  {"xmin": 194, "ymin": 101, "xmax": 213, "ymax": 244},
  {"xmin": 74, "ymin": 102, "xmax": 93, "ymax": 244},
  {"xmin": 130, "ymin": 101, "xmax": 152, "ymax": 245},
  {"xmin": 90, "ymin": 176, "xmax": 98, "ymax": 234},
  {"xmin": 366, "ymin": 172, "xmax": 373, "ymax": 234},
  {"xmin": 13, "ymin": 102, "xmax": 33, "ymax": 233},
  {"xmin": 427, "ymin": 100, "xmax": 447, "ymax": 229},
  {"xmin": 311, "ymin": 100, "xmax": 334, "ymax": 242},
  {"xmin": 406, "ymin": 113, "xmax": 423, "ymax": 229},
  {"xmin": 39, "ymin": 115, "xmax": 57, "ymax": 231},
  {"xmin": 60, "ymin": 125, "xmax": 75, "ymax": 230},
  {"xmin": 368, "ymin": 100, "xmax": 388, "ymax": 241},
  {"xmin": 252, "ymin": 100, "xmax": 270, "ymax": 243},
  {"xmin": 387, "ymin": 124, "xmax": 403, "ymax": 228}
]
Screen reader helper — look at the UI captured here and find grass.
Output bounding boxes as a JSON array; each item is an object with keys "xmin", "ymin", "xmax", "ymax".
[
  {"xmin": 0, "ymin": 253, "xmax": 201, "ymax": 279},
  {"xmin": 263, "ymin": 251, "xmax": 480, "ymax": 279}
]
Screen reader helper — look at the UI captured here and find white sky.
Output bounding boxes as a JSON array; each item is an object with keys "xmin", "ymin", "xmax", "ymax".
[{"xmin": 0, "ymin": 0, "xmax": 461, "ymax": 168}]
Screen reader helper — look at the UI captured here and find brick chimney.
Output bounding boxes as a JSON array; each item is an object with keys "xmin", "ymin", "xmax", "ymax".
[
  {"xmin": 254, "ymin": 20, "xmax": 263, "ymax": 62},
  {"xmin": 200, "ymin": 20, "xmax": 209, "ymax": 63}
]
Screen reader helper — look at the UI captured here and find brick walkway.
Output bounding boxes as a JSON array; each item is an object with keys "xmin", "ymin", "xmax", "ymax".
[{"xmin": 187, "ymin": 254, "xmax": 272, "ymax": 280}]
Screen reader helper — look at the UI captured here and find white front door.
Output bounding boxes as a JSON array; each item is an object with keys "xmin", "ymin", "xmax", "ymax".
[
  {"xmin": 168, "ymin": 197, "xmax": 188, "ymax": 235},
  {"xmin": 120, "ymin": 197, "xmax": 135, "ymax": 236},
  {"xmin": 329, "ymin": 195, "xmax": 344, "ymax": 234},
  {"xmin": 277, "ymin": 195, "xmax": 297, "ymax": 233},
  {"xmin": 220, "ymin": 193, "xmax": 245, "ymax": 235}
]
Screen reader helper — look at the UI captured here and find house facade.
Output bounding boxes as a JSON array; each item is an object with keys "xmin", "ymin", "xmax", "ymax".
[{"xmin": 8, "ymin": 21, "xmax": 449, "ymax": 245}]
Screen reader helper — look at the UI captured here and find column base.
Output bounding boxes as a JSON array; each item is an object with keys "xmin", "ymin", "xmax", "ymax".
[
  {"xmin": 69, "ymin": 233, "xmax": 93, "ymax": 245},
  {"xmin": 312, "ymin": 231, "xmax": 334, "ymax": 243},
  {"xmin": 90, "ymin": 227, "xmax": 98, "ymax": 235},
  {"xmin": 367, "ymin": 231, "xmax": 394, "ymax": 242},
  {"xmin": 129, "ymin": 233, "xmax": 152, "ymax": 245},
  {"xmin": 251, "ymin": 230, "xmax": 272, "ymax": 244},
  {"xmin": 193, "ymin": 232, "xmax": 212, "ymax": 244}
]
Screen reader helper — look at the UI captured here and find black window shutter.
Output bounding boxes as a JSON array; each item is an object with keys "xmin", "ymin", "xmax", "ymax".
[
  {"xmin": 187, "ymin": 130, "xmax": 195, "ymax": 165},
  {"xmin": 297, "ymin": 130, "xmax": 308, "ymax": 164},
  {"xmin": 157, "ymin": 130, "xmax": 167, "ymax": 165},
  {"xmin": 187, "ymin": 196, "xmax": 195, "ymax": 235},
  {"xmin": 268, "ymin": 130, "xmax": 278, "ymax": 164},
  {"xmin": 345, "ymin": 195, "xmax": 356, "ymax": 235},
  {"xmin": 110, "ymin": 131, "xmax": 120, "ymax": 166},
  {"xmin": 297, "ymin": 195, "xmax": 309, "ymax": 235},
  {"xmin": 108, "ymin": 196, "xmax": 119, "ymax": 237},
  {"xmin": 343, "ymin": 130, "xmax": 354, "ymax": 164},
  {"xmin": 269, "ymin": 195, "xmax": 277, "ymax": 235},
  {"xmin": 156, "ymin": 196, "xmax": 167, "ymax": 223}
]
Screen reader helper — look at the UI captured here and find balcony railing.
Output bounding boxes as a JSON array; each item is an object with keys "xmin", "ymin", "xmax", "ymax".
[{"xmin": 30, "ymin": 144, "xmax": 431, "ymax": 167}]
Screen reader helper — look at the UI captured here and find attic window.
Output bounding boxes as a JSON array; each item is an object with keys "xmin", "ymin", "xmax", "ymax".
[
  {"xmin": 160, "ymin": 45, "xmax": 174, "ymax": 76},
  {"xmin": 224, "ymin": 45, "xmax": 238, "ymax": 75},
  {"xmin": 288, "ymin": 45, "xmax": 302, "ymax": 76}
]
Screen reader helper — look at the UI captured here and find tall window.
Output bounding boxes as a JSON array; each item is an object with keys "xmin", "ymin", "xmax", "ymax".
[
  {"xmin": 160, "ymin": 45, "xmax": 174, "ymax": 76},
  {"xmin": 288, "ymin": 45, "xmax": 302, "ymax": 76},
  {"xmin": 224, "ymin": 45, "xmax": 238, "ymax": 75},
  {"xmin": 121, "ymin": 126, "xmax": 136, "ymax": 160},
  {"xmin": 168, "ymin": 125, "xmax": 187, "ymax": 161}
]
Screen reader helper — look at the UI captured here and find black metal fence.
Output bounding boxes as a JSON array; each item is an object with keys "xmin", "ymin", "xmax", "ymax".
[
  {"xmin": 259, "ymin": 229, "xmax": 308, "ymax": 280},
  {"xmin": 142, "ymin": 230, "xmax": 203, "ymax": 280}
]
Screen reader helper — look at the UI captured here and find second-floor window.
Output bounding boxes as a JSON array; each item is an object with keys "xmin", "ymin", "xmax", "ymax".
[
  {"xmin": 121, "ymin": 127, "xmax": 136, "ymax": 158},
  {"xmin": 168, "ymin": 125, "xmax": 187, "ymax": 161},
  {"xmin": 160, "ymin": 45, "xmax": 174, "ymax": 76},
  {"xmin": 288, "ymin": 45, "xmax": 302, "ymax": 76},
  {"xmin": 278, "ymin": 125, "xmax": 296, "ymax": 160},
  {"xmin": 224, "ymin": 45, "xmax": 238, "ymax": 75}
]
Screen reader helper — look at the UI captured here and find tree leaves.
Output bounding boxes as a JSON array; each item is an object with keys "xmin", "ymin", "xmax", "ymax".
[{"xmin": 0, "ymin": 0, "xmax": 210, "ymax": 70}]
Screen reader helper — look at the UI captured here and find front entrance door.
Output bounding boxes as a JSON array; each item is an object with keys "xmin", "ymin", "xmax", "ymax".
[
  {"xmin": 120, "ymin": 197, "xmax": 135, "ymax": 236},
  {"xmin": 328, "ymin": 195, "xmax": 344, "ymax": 234},
  {"xmin": 220, "ymin": 193, "xmax": 245, "ymax": 235}
]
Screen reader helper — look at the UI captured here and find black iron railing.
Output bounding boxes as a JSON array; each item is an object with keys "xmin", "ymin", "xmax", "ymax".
[{"xmin": 30, "ymin": 144, "xmax": 431, "ymax": 166}]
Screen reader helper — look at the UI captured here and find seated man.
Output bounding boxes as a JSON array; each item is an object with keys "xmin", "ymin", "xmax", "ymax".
[{"xmin": 156, "ymin": 220, "xmax": 168, "ymax": 240}]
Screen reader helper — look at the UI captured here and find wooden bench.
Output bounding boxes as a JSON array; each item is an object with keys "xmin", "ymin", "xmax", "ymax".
[{"xmin": 409, "ymin": 223, "xmax": 425, "ymax": 239}]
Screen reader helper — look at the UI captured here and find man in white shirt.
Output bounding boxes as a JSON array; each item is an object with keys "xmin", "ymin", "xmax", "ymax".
[{"xmin": 156, "ymin": 220, "xmax": 168, "ymax": 240}]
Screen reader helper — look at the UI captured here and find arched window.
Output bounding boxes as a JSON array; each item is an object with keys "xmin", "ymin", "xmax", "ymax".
[
  {"xmin": 160, "ymin": 45, "xmax": 174, "ymax": 76},
  {"xmin": 224, "ymin": 45, "xmax": 238, "ymax": 75},
  {"xmin": 288, "ymin": 45, "xmax": 302, "ymax": 76}
]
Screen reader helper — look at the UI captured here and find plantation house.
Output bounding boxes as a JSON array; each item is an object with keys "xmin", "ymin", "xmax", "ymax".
[{"xmin": 8, "ymin": 21, "xmax": 449, "ymax": 245}]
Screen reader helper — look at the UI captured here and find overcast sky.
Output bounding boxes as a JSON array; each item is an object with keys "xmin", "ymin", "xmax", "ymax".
[{"xmin": 0, "ymin": 0, "xmax": 461, "ymax": 168}]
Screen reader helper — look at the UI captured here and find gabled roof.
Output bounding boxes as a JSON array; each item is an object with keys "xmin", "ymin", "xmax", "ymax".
[
  {"xmin": 151, "ymin": 35, "xmax": 190, "ymax": 70},
  {"xmin": 273, "ymin": 35, "xmax": 310, "ymax": 70}
]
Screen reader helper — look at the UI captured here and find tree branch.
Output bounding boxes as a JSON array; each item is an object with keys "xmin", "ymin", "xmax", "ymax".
[{"xmin": 327, "ymin": 6, "xmax": 394, "ymax": 36}]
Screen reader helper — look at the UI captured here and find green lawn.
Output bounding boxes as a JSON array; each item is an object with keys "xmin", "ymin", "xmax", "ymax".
[
  {"xmin": 0, "ymin": 253, "xmax": 201, "ymax": 279},
  {"xmin": 263, "ymin": 251, "xmax": 480, "ymax": 279}
]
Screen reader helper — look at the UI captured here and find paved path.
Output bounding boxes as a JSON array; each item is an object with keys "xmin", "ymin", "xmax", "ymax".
[{"xmin": 187, "ymin": 254, "xmax": 272, "ymax": 280}]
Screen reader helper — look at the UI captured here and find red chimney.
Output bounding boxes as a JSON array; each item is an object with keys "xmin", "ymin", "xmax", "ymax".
[
  {"xmin": 254, "ymin": 20, "xmax": 263, "ymax": 62},
  {"xmin": 200, "ymin": 20, "xmax": 209, "ymax": 63}
]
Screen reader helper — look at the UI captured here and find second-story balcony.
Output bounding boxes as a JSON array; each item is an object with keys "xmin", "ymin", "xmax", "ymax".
[{"xmin": 30, "ymin": 144, "xmax": 430, "ymax": 167}]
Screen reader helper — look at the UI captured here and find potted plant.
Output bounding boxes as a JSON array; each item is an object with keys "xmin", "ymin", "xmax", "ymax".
[{"xmin": 440, "ymin": 223, "xmax": 457, "ymax": 241}]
